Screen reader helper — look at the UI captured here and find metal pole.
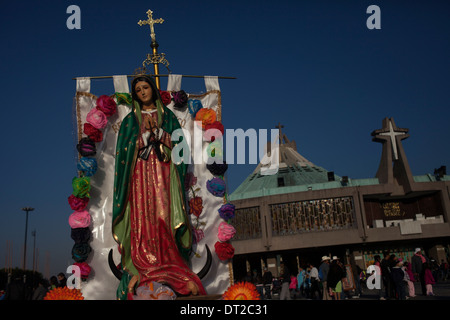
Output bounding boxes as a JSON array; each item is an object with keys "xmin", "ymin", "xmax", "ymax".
[
  {"xmin": 32, "ymin": 230, "xmax": 36, "ymax": 273},
  {"xmin": 72, "ymin": 74, "xmax": 236, "ymax": 80},
  {"xmin": 21, "ymin": 207, "xmax": 34, "ymax": 270}
]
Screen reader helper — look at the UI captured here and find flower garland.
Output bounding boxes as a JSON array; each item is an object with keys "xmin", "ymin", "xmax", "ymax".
[{"xmin": 68, "ymin": 94, "xmax": 118, "ymax": 281}]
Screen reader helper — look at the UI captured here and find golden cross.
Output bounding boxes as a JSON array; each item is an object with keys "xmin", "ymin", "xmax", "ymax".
[{"xmin": 138, "ymin": 10, "xmax": 164, "ymax": 43}]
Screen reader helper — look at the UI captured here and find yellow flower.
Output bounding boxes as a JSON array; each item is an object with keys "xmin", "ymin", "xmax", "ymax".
[
  {"xmin": 222, "ymin": 282, "xmax": 260, "ymax": 300},
  {"xmin": 44, "ymin": 286, "xmax": 84, "ymax": 300}
]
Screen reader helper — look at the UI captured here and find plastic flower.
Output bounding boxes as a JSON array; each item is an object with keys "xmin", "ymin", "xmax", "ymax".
[
  {"xmin": 72, "ymin": 176, "xmax": 91, "ymax": 198},
  {"xmin": 206, "ymin": 161, "xmax": 228, "ymax": 177},
  {"xmin": 69, "ymin": 210, "xmax": 92, "ymax": 229},
  {"xmin": 86, "ymin": 107, "xmax": 107, "ymax": 129},
  {"xmin": 217, "ymin": 222, "xmax": 236, "ymax": 242},
  {"xmin": 187, "ymin": 99, "xmax": 203, "ymax": 117},
  {"xmin": 83, "ymin": 123, "xmax": 103, "ymax": 142},
  {"xmin": 77, "ymin": 137, "xmax": 96, "ymax": 157},
  {"xmin": 195, "ymin": 108, "xmax": 216, "ymax": 129},
  {"xmin": 172, "ymin": 90, "xmax": 188, "ymax": 109},
  {"xmin": 159, "ymin": 90, "xmax": 172, "ymax": 106},
  {"xmin": 77, "ymin": 157, "xmax": 98, "ymax": 177},
  {"xmin": 222, "ymin": 282, "xmax": 260, "ymax": 300},
  {"xmin": 70, "ymin": 227, "xmax": 91, "ymax": 244},
  {"xmin": 218, "ymin": 203, "xmax": 235, "ymax": 220},
  {"xmin": 206, "ymin": 140, "xmax": 223, "ymax": 159},
  {"xmin": 72, "ymin": 243, "xmax": 92, "ymax": 263},
  {"xmin": 204, "ymin": 121, "xmax": 224, "ymax": 142},
  {"xmin": 214, "ymin": 241, "xmax": 234, "ymax": 261},
  {"xmin": 206, "ymin": 177, "xmax": 226, "ymax": 197},
  {"xmin": 68, "ymin": 194, "xmax": 89, "ymax": 211},
  {"xmin": 44, "ymin": 286, "xmax": 84, "ymax": 300},
  {"xmin": 96, "ymin": 95, "xmax": 117, "ymax": 117},
  {"xmin": 73, "ymin": 262, "xmax": 92, "ymax": 280}
]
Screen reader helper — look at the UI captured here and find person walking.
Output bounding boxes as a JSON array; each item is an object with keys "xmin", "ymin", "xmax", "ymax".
[
  {"xmin": 289, "ymin": 274, "xmax": 298, "ymax": 299},
  {"xmin": 380, "ymin": 252, "xmax": 392, "ymax": 299},
  {"xmin": 319, "ymin": 256, "xmax": 331, "ymax": 300},
  {"xmin": 279, "ymin": 262, "xmax": 291, "ymax": 300},
  {"xmin": 327, "ymin": 257, "xmax": 346, "ymax": 300},
  {"xmin": 424, "ymin": 262, "xmax": 436, "ymax": 296},
  {"xmin": 391, "ymin": 259, "xmax": 407, "ymax": 300},
  {"xmin": 297, "ymin": 267, "xmax": 306, "ymax": 297},
  {"xmin": 262, "ymin": 267, "xmax": 273, "ymax": 299},
  {"xmin": 308, "ymin": 262, "xmax": 321, "ymax": 299},
  {"xmin": 411, "ymin": 248, "xmax": 429, "ymax": 296}
]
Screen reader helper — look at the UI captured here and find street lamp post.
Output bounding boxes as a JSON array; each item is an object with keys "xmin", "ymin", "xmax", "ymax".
[{"xmin": 21, "ymin": 207, "xmax": 34, "ymax": 270}]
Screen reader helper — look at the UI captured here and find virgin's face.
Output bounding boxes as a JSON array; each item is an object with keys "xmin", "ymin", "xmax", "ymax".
[{"xmin": 135, "ymin": 81, "xmax": 153, "ymax": 105}]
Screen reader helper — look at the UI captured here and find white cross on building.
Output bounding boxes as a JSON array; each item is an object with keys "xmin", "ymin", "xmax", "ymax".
[{"xmin": 379, "ymin": 119, "xmax": 406, "ymax": 160}]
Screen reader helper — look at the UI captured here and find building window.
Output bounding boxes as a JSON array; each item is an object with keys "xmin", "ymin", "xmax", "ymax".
[
  {"xmin": 277, "ymin": 177, "xmax": 285, "ymax": 187},
  {"xmin": 270, "ymin": 197, "xmax": 355, "ymax": 236},
  {"xmin": 230, "ymin": 206, "xmax": 261, "ymax": 240}
]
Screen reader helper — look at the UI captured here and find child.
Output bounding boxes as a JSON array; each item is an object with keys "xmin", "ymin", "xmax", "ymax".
[
  {"xmin": 289, "ymin": 274, "xmax": 298, "ymax": 299},
  {"xmin": 424, "ymin": 262, "xmax": 435, "ymax": 296}
]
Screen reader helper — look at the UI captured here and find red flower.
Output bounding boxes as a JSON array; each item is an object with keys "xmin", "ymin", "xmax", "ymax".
[
  {"xmin": 189, "ymin": 197, "xmax": 203, "ymax": 217},
  {"xmin": 214, "ymin": 241, "xmax": 235, "ymax": 261},
  {"xmin": 204, "ymin": 121, "xmax": 224, "ymax": 142},
  {"xmin": 68, "ymin": 194, "xmax": 89, "ymax": 211},
  {"xmin": 96, "ymin": 95, "xmax": 117, "ymax": 117},
  {"xmin": 83, "ymin": 123, "xmax": 103, "ymax": 142},
  {"xmin": 159, "ymin": 90, "xmax": 172, "ymax": 106}
]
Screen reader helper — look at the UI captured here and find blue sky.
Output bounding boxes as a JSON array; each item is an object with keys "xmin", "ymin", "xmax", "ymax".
[{"xmin": 0, "ymin": 0, "xmax": 449, "ymax": 279}]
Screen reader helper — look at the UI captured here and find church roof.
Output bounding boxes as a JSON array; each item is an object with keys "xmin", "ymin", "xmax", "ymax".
[
  {"xmin": 229, "ymin": 121, "xmax": 449, "ymax": 202},
  {"xmin": 229, "ymin": 130, "xmax": 350, "ymax": 201}
]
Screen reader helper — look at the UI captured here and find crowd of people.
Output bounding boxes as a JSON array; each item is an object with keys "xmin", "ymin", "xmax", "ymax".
[
  {"xmin": 1, "ymin": 272, "xmax": 67, "ymax": 300},
  {"xmin": 243, "ymin": 255, "xmax": 361, "ymax": 300},
  {"xmin": 242, "ymin": 247, "xmax": 449, "ymax": 300},
  {"xmin": 368, "ymin": 248, "xmax": 446, "ymax": 300}
]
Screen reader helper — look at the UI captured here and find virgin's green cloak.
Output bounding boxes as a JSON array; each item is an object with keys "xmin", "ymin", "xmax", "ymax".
[{"xmin": 111, "ymin": 93, "xmax": 191, "ymax": 299}]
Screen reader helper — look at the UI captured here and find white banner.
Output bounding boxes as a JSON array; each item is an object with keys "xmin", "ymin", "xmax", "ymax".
[{"xmin": 73, "ymin": 76, "xmax": 231, "ymax": 300}]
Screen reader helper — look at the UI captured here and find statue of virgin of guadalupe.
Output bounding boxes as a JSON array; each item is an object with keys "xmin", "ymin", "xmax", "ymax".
[{"xmin": 112, "ymin": 74, "xmax": 206, "ymax": 299}]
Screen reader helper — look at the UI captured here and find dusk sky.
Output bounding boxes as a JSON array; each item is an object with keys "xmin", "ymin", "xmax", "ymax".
[{"xmin": 0, "ymin": 0, "xmax": 449, "ymax": 279}]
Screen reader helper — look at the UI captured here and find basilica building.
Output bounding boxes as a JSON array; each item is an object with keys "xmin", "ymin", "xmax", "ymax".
[{"xmin": 229, "ymin": 117, "xmax": 450, "ymax": 283}]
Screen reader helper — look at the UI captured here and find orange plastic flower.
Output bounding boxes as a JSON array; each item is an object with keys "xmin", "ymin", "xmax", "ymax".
[
  {"xmin": 44, "ymin": 286, "xmax": 84, "ymax": 300},
  {"xmin": 195, "ymin": 108, "xmax": 217, "ymax": 129},
  {"xmin": 222, "ymin": 282, "xmax": 260, "ymax": 300}
]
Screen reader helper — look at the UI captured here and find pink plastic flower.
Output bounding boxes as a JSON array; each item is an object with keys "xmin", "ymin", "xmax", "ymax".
[
  {"xmin": 86, "ymin": 108, "xmax": 107, "ymax": 129},
  {"xmin": 73, "ymin": 262, "xmax": 92, "ymax": 280},
  {"xmin": 69, "ymin": 210, "xmax": 92, "ymax": 229},
  {"xmin": 218, "ymin": 222, "xmax": 236, "ymax": 242}
]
